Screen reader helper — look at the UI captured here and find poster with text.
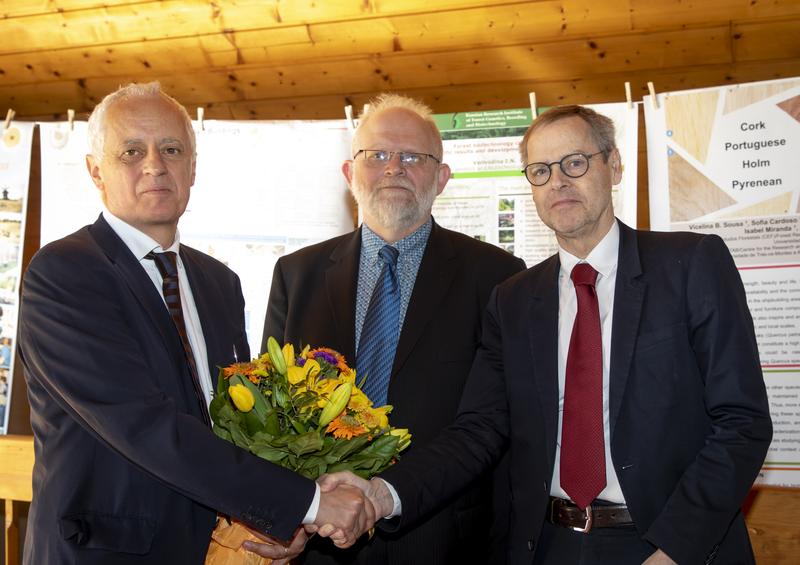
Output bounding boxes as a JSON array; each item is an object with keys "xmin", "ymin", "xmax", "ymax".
[
  {"xmin": 645, "ymin": 77, "xmax": 800, "ymax": 486},
  {"xmin": 39, "ymin": 120, "xmax": 355, "ymax": 357},
  {"xmin": 0, "ymin": 121, "xmax": 34, "ymax": 434},
  {"xmin": 432, "ymin": 103, "xmax": 638, "ymax": 267}
]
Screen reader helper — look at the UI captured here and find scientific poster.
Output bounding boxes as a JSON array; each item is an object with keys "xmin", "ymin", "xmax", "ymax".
[
  {"xmin": 39, "ymin": 119, "xmax": 355, "ymax": 356},
  {"xmin": 645, "ymin": 77, "xmax": 800, "ymax": 486},
  {"xmin": 432, "ymin": 103, "xmax": 638, "ymax": 267},
  {"xmin": 0, "ymin": 121, "xmax": 34, "ymax": 434}
]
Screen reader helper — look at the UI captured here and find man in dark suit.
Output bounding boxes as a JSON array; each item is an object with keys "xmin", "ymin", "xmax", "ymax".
[
  {"xmin": 262, "ymin": 93, "xmax": 525, "ymax": 564},
  {"xmin": 327, "ymin": 105, "xmax": 773, "ymax": 564},
  {"xmin": 18, "ymin": 82, "xmax": 371, "ymax": 565}
]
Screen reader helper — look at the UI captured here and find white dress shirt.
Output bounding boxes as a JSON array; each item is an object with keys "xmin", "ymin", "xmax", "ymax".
[
  {"xmin": 550, "ymin": 220, "xmax": 625, "ymax": 503},
  {"xmin": 103, "ymin": 211, "xmax": 214, "ymax": 406}
]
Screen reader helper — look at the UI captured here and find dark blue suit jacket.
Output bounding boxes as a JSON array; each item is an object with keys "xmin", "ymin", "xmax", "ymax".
[
  {"xmin": 19, "ymin": 215, "xmax": 315, "ymax": 565},
  {"xmin": 382, "ymin": 221, "xmax": 772, "ymax": 564},
  {"xmin": 263, "ymin": 221, "xmax": 525, "ymax": 564}
]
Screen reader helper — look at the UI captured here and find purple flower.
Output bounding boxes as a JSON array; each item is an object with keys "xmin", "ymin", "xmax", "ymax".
[
  {"xmin": 313, "ymin": 351, "xmax": 338, "ymax": 365},
  {"xmin": 296, "ymin": 357, "xmax": 306, "ymax": 367}
]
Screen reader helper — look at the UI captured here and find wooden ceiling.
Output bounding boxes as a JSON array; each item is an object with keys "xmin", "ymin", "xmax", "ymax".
[{"xmin": 1, "ymin": 0, "xmax": 799, "ymax": 121}]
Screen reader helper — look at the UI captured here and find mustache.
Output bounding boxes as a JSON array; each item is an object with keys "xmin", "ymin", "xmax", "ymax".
[{"xmin": 374, "ymin": 179, "xmax": 414, "ymax": 191}]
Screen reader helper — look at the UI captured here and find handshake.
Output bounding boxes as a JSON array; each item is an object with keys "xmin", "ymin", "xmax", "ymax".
[{"xmin": 242, "ymin": 472, "xmax": 396, "ymax": 564}]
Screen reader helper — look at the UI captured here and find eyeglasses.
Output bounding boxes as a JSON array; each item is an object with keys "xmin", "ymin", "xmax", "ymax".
[
  {"xmin": 522, "ymin": 151, "xmax": 605, "ymax": 186},
  {"xmin": 353, "ymin": 149, "xmax": 441, "ymax": 168}
]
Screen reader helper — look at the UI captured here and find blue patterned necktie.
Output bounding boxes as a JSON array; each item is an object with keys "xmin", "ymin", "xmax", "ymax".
[
  {"xmin": 358, "ymin": 245, "xmax": 400, "ymax": 407},
  {"xmin": 146, "ymin": 251, "xmax": 211, "ymax": 427}
]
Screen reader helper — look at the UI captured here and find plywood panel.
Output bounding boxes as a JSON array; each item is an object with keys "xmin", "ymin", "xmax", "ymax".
[
  {"xmin": 3, "ymin": 25, "xmax": 732, "ymax": 112},
  {"xmin": 0, "ymin": 0, "xmax": 543, "ymax": 54},
  {"xmin": 630, "ymin": 0, "xmax": 800, "ymax": 29}
]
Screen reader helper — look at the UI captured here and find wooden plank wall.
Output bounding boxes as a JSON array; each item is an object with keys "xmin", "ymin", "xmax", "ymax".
[{"xmin": 0, "ymin": 0, "xmax": 798, "ymax": 121}]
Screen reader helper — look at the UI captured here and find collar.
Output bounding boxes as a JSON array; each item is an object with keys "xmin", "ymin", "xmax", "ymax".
[
  {"xmin": 102, "ymin": 210, "xmax": 181, "ymax": 258},
  {"xmin": 360, "ymin": 217, "xmax": 433, "ymax": 259},
  {"xmin": 558, "ymin": 219, "xmax": 620, "ymax": 279}
]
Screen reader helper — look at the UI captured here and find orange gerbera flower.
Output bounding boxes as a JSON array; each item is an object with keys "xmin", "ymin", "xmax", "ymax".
[
  {"xmin": 326, "ymin": 414, "xmax": 368, "ymax": 440},
  {"xmin": 222, "ymin": 362, "xmax": 256, "ymax": 379}
]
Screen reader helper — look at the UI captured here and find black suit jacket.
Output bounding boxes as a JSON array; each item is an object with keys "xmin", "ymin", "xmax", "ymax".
[
  {"xmin": 382, "ymin": 221, "xmax": 772, "ymax": 564},
  {"xmin": 262, "ymin": 220, "xmax": 525, "ymax": 565},
  {"xmin": 19, "ymin": 215, "xmax": 315, "ymax": 565}
]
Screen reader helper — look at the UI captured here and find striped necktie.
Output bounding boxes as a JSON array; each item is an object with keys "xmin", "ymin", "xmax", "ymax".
[
  {"xmin": 560, "ymin": 263, "xmax": 605, "ymax": 508},
  {"xmin": 357, "ymin": 245, "xmax": 400, "ymax": 407},
  {"xmin": 146, "ymin": 251, "xmax": 211, "ymax": 427}
]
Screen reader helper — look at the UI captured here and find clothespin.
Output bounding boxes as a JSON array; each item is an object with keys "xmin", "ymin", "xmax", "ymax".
[
  {"xmin": 197, "ymin": 107, "xmax": 205, "ymax": 131},
  {"xmin": 528, "ymin": 92, "xmax": 537, "ymax": 116},
  {"xmin": 67, "ymin": 109, "xmax": 75, "ymax": 131},
  {"xmin": 624, "ymin": 82, "xmax": 633, "ymax": 110},
  {"xmin": 3, "ymin": 109, "xmax": 15, "ymax": 130},
  {"xmin": 344, "ymin": 105, "xmax": 355, "ymax": 130},
  {"xmin": 647, "ymin": 81, "xmax": 659, "ymax": 110}
]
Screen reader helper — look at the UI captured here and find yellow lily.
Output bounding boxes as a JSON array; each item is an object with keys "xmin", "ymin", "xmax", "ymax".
[
  {"xmin": 318, "ymin": 382, "xmax": 353, "ymax": 428},
  {"xmin": 282, "ymin": 343, "xmax": 295, "ymax": 368}
]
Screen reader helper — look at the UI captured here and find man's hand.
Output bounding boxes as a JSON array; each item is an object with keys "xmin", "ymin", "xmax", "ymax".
[
  {"xmin": 241, "ymin": 526, "xmax": 309, "ymax": 565},
  {"xmin": 316, "ymin": 472, "xmax": 395, "ymax": 528},
  {"xmin": 313, "ymin": 482, "xmax": 375, "ymax": 548},
  {"xmin": 642, "ymin": 549, "xmax": 677, "ymax": 565}
]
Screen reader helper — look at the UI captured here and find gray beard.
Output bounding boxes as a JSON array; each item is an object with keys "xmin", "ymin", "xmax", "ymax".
[{"xmin": 354, "ymin": 183, "xmax": 437, "ymax": 233}]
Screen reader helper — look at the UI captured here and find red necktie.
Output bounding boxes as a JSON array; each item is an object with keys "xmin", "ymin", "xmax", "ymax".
[{"xmin": 560, "ymin": 263, "xmax": 606, "ymax": 509}]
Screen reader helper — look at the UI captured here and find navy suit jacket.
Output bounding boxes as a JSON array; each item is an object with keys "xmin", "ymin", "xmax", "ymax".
[
  {"xmin": 263, "ymin": 220, "xmax": 525, "ymax": 565},
  {"xmin": 382, "ymin": 221, "xmax": 772, "ymax": 564},
  {"xmin": 19, "ymin": 215, "xmax": 315, "ymax": 565}
]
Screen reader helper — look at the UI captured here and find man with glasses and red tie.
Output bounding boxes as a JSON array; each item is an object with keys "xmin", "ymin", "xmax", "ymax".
[
  {"xmin": 325, "ymin": 104, "xmax": 772, "ymax": 564},
  {"xmin": 261, "ymin": 93, "xmax": 525, "ymax": 564}
]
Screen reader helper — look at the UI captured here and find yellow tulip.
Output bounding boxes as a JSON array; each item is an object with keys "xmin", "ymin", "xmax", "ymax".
[
  {"xmin": 229, "ymin": 384, "xmax": 255, "ymax": 412},
  {"xmin": 318, "ymin": 382, "xmax": 353, "ymax": 428}
]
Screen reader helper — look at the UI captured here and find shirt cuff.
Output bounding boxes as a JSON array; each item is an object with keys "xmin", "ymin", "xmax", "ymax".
[
  {"xmin": 301, "ymin": 483, "xmax": 321, "ymax": 524},
  {"xmin": 376, "ymin": 478, "xmax": 402, "ymax": 519}
]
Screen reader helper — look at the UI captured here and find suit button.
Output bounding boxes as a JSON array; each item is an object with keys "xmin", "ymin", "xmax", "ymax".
[{"xmin": 528, "ymin": 539, "xmax": 535, "ymax": 551}]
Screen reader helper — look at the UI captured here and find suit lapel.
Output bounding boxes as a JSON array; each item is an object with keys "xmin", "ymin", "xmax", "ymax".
[
  {"xmin": 392, "ymin": 222, "xmax": 457, "ymax": 377},
  {"xmin": 609, "ymin": 221, "xmax": 645, "ymax": 437},
  {"xmin": 88, "ymin": 215, "xmax": 180, "ymax": 356},
  {"xmin": 527, "ymin": 256, "xmax": 561, "ymax": 466},
  {"xmin": 325, "ymin": 230, "xmax": 360, "ymax": 362},
  {"xmin": 179, "ymin": 248, "xmax": 233, "ymax": 378}
]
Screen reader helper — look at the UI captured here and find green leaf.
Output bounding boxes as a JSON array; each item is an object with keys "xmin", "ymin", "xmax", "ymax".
[
  {"xmin": 253, "ymin": 445, "xmax": 289, "ymax": 463},
  {"xmin": 287, "ymin": 431, "xmax": 325, "ymax": 457},
  {"xmin": 327, "ymin": 435, "xmax": 371, "ymax": 461},
  {"xmin": 209, "ymin": 392, "xmax": 227, "ymax": 422},
  {"xmin": 265, "ymin": 410, "xmax": 280, "ymax": 436},
  {"xmin": 215, "ymin": 367, "xmax": 229, "ymax": 396}
]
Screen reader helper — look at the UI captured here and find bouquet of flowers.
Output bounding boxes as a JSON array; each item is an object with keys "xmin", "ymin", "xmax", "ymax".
[{"xmin": 205, "ymin": 337, "xmax": 411, "ymax": 564}]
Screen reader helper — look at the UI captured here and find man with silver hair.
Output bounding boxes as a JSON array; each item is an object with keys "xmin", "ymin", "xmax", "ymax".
[
  {"xmin": 261, "ymin": 92, "xmax": 525, "ymax": 564},
  {"xmin": 18, "ymin": 82, "xmax": 372, "ymax": 565}
]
